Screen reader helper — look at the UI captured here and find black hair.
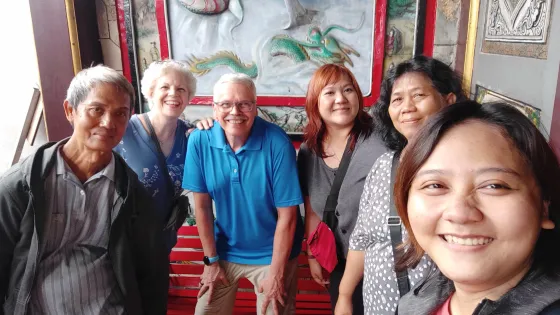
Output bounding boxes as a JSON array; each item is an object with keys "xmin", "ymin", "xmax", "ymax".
[{"xmin": 372, "ymin": 55, "xmax": 468, "ymax": 152}]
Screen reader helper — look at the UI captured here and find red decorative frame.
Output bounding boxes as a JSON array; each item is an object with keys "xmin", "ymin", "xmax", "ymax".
[
  {"xmin": 116, "ymin": 0, "xmax": 131, "ymax": 82},
  {"xmin": 116, "ymin": 0, "xmax": 436, "ymax": 107}
]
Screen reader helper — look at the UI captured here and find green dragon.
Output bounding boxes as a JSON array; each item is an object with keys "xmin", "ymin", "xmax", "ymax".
[
  {"xmin": 186, "ymin": 50, "xmax": 258, "ymax": 78},
  {"xmin": 186, "ymin": 17, "xmax": 364, "ymax": 78},
  {"xmin": 388, "ymin": 0, "xmax": 416, "ymax": 18}
]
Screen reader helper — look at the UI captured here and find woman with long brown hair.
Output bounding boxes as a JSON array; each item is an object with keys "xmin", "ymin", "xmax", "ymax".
[{"xmin": 297, "ymin": 64, "xmax": 386, "ymax": 314}]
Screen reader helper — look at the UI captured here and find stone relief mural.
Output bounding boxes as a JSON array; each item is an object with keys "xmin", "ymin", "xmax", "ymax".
[
  {"xmin": 167, "ymin": 0, "xmax": 374, "ymax": 96},
  {"xmin": 484, "ymin": 0, "xmax": 553, "ymax": 43}
]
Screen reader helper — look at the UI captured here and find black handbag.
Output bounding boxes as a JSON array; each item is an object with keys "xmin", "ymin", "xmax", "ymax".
[{"xmin": 141, "ymin": 114, "xmax": 191, "ymax": 232}]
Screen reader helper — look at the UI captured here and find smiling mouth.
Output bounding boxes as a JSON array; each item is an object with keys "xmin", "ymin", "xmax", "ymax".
[
  {"xmin": 226, "ymin": 119, "xmax": 246, "ymax": 124},
  {"xmin": 441, "ymin": 235, "xmax": 494, "ymax": 246},
  {"xmin": 94, "ymin": 134, "xmax": 113, "ymax": 140},
  {"xmin": 401, "ymin": 119, "xmax": 420, "ymax": 124},
  {"xmin": 164, "ymin": 100, "xmax": 181, "ymax": 107}
]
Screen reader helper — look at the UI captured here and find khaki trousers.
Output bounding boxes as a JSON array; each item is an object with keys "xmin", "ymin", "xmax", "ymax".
[{"xmin": 195, "ymin": 258, "xmax": 298, "ymax": 315}]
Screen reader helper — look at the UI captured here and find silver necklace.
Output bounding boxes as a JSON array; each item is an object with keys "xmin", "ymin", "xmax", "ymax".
[{"xmin": 325, "ymin": 138, "xmax": 342, "ymax": 162}]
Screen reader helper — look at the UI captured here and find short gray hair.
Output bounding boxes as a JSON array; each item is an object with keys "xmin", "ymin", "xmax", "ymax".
[
  {"xmin": 66, "ymin": 65, "xmax": 135, "ymax": 110},
  {"xmin": 141, "ymin": 59, "xmax": 197, "ymax": 108},
  {"xmin": 213, "ymin": 73, "xmax": 256, "ymax": 101}
]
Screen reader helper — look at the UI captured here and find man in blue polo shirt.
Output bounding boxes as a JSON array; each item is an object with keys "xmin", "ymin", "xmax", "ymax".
[{"xmin": 183, "ymin": 73, "xmax": 304, "ymax": 315}]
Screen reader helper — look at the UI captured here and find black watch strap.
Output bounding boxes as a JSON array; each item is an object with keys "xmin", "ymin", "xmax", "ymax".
[{"xmin": 203, "ymin": 255, "xmax": 219, "ymax": 266}]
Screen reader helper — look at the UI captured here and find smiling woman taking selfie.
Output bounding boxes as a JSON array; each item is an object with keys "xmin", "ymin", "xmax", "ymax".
[{"xmin": 394, "ymin": 101, "xmax": 560, "ymax": 315}]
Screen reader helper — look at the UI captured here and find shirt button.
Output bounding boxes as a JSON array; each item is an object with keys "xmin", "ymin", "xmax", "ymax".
[
  {"xmin": 233, "ymin": 169, "xmax": 238, "ymax": 173},
  {"xmin": 80, "ymin": 190, "xmax": 85, "ymax": 196},
  {"xmin": 341, "ymin": 229, "xmax": 347, "ymax": 234}
]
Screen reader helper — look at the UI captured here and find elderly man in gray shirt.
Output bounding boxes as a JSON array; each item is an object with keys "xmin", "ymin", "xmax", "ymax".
[{"xmin": 0, "ymin": 65, "xmax": 168, "ymax": 315}]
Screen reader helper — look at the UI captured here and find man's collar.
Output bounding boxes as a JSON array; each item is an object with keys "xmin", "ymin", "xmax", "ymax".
[
  {"xmin": 56, "ymin": 147, "xmax": 116, "ymax": 182},
  {"xmin": 209, "ymin": 121, "xmax": 227, "ymax": 149},
  {"xmin": 210, "ymin": 116, "xmax": 264, "ymax": 152}
]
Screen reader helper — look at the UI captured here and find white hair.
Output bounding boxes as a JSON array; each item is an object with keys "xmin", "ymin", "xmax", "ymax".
[
  {"xmin": 213, "ymin": 73, "xmax": 257, "ymax": 101},
  {"xmin": 141, "ymin": 59, "xmax": 197, "ymax": 108},
  {"xmin": 66, "ymin": 64, "xmax": 135, "ymax": 110}
]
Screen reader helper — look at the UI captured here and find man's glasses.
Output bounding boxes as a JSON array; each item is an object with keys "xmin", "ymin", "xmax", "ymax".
[{"xmin": 213, "ymin": 101, "xmax": 255, "ymax": 113}]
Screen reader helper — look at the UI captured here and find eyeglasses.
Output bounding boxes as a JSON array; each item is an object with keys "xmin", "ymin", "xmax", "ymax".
[{"xmin": 213, "ymin": 101, "xmax": 255, "ymax": 112}]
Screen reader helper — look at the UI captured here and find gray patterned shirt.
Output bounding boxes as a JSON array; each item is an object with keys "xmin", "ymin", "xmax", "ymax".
[
  {"xmin": 29, "ymin": 148, "xmax": 124, "ymax": 315},
  {"xmin": 349, "ymin": 152, "xmax": 436, "ymax": 315}
]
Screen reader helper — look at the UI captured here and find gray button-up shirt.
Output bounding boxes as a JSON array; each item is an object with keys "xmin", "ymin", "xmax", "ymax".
[{"xmin": 29, "ymin": 148, "xmax": 124, "ymax": 315}]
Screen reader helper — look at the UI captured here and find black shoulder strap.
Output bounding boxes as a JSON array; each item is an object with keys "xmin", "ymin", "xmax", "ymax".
[
  {"xmin": 323, "ymin": 137, "xmax": 353, "ymax": 217},
  {"xmin": 141, "ymin": 113, "xmax": 176, "ymax": 198},
  {"xmin": 388, "ymin": 152, "xmax": 411, "ymax": 297}
]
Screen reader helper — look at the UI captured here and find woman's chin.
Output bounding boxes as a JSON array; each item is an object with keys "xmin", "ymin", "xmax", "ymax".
[
  {"xmin": 439, "ymin": 263, "xmax": 495, "ymax": 286},
  {"xmin": 159, "ymin": 109, "xmax": 184, "ymax": 120},
  {"xmin": 327, "ymin": 117, "xmax": 356, "ymax": 128}
]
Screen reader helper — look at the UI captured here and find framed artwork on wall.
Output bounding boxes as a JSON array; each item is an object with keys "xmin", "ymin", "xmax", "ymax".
[{"xmin": 475, "ymin": 85, "xmax": 541, "ymax": 127}]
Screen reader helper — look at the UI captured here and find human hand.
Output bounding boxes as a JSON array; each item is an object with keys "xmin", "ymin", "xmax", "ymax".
[
  {"xmin": 198, "ymin": 263, "xmax": 229, "ymax": 304},
  {"xmin": 334, "ymin": 294, "xmax": 353, "ymax": 315},
  {"xmin": 196, "ymin": 117, "xmax": 214, "ymax": 130},
  {"xmin": 258, "ymin": 270, "xmax": 286, "ymax": 315},
  {"xmin": 308, "ymin": 258, "xmax": 329, "ymax": 287}
]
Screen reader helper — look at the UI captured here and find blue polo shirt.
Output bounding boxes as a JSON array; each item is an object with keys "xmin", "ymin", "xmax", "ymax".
[{"xmin": 183, "ymin": 117, "xmax": 304, "ymax": 265}]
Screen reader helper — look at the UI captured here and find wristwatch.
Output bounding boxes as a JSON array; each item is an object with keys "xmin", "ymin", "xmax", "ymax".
[{"xmin": 203, "ymin": 255, "xmax": 220, "ymax": 266}]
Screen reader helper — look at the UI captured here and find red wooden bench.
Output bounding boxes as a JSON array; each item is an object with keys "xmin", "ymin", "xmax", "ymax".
[{"xmin": 168, "ymin": 226, "xmax": 332, "ymax": 315}]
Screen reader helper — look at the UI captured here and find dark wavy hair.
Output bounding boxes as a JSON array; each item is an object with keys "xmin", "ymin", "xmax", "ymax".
[
  {"xmin": 394, "ymin": 100, "xmax": 560, "ymax": 273},
  {"xmin": 303, "ymin": 64, "xmax": 373, "ymax": 157},
  {"xmin": 371, "ymin": 55, "xmax": 468, "ymax": 152}
]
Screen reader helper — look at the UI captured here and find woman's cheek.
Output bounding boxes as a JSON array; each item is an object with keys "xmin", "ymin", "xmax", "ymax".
[{"xmin": 407, "ymin": 194, "xmax": 441, "ymax": 239}]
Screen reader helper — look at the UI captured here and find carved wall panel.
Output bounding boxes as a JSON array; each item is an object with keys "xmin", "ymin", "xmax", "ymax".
[{"xmin": 484, "ymin": 0, "xmax": 553, "ymax": 43}]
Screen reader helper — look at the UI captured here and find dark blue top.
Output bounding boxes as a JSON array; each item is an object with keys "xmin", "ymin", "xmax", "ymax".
[
  {"xmin": 114, "ymin": 114, "xmax": 192, "ymax": 252},
  {"xmin": 182, "ymin": 117, "xmax": 304, "ymax": 264}
]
